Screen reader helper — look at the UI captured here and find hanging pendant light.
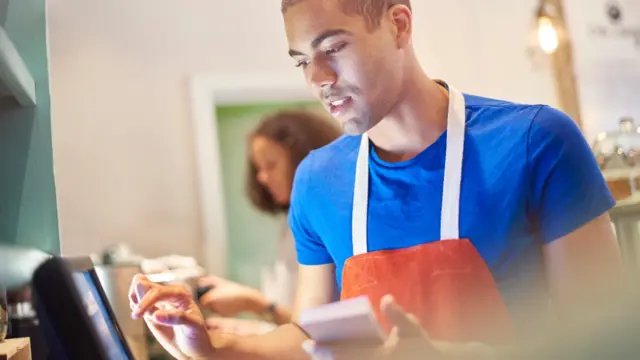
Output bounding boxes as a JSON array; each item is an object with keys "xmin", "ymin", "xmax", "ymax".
[{"xmin": 536, "ymin": 1, "xmax": 560, "ymax": 54}]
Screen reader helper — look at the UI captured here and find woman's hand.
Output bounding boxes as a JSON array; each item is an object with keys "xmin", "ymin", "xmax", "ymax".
[
  {"xmin": 129, "ymin": 274, "xmax": 216, "ymax": 359},
  {"xmin": 198, "ymin": 276, "xmax": 269, "ymax": 317}
]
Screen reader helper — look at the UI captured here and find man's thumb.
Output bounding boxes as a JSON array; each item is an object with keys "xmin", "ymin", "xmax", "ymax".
[{"xmin": 380, "ymin": 295, "xmax": 423, "ymax": 338}]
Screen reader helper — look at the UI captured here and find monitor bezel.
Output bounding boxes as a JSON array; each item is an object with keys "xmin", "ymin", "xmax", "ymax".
[{"xmin": 63, "ymin": 256, "xmax": 136, "ymax": 360}]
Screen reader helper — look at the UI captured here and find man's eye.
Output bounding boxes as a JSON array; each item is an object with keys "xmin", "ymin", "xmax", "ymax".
[
  {"xmin": 325, "ymin": 42, "xmax": 347, "ymax": 56},
  {"xmin": 295, "ymin": 60, "xmax": 310, "ymax": 68}
]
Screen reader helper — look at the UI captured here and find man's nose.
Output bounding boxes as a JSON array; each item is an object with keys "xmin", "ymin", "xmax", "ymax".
[{"xmin": 307, "ymin": 59, "xmax": 337, "ymax": 90}]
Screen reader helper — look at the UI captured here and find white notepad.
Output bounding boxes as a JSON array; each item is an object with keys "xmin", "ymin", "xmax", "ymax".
[{"xmin": 298, "ymin": 296, "xmax": 386, "ymax": 344}]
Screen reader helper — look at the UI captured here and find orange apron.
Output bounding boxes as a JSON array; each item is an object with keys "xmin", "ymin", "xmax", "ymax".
[{"xmin": 340, "ymin": 85, "xmax": 515, "ymax": 345}]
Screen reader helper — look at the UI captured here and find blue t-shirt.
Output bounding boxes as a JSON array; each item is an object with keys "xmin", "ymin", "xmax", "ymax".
[{"xmin": 288, "ymin": 93, "xmax": 615, "ymax": 331}]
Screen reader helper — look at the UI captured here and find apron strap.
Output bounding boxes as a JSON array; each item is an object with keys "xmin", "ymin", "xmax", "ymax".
[
  {"xmin": 351, "ymin": 84, "xmax": 467, "ymax": 254},
  {"xmin": 352, "ymin": 134, "xmax": 370, "ymax": 256},
  {"xmin": 440, "ymin": 86, "xmax": 466, "ymax": 240}
]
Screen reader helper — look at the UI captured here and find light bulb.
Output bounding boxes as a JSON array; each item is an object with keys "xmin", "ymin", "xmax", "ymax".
[{"xmin": 537, "ymin": 16, "xmax": 558, "ymax": 54}]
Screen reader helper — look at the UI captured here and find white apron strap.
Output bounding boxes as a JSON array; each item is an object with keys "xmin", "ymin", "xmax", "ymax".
[
  {"xmin": 352, "ymin": 134, "xmax": 370, "ymax": 256},
  {"xmin": 351, "ymin": 84, "xmax": 467, "ymax": 255},
  {"xmin": 440, "ymin": 86, "xmax": 466, "ymax": 240}
]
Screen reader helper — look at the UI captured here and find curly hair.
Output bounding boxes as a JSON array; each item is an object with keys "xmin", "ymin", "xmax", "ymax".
[
  {"xmin": 281, "ymin": 0, "xmax": 412, "ymax": 30},
  {"xmin": 246, "ymin": 109, "xmax": 342, "ymax": 214}
]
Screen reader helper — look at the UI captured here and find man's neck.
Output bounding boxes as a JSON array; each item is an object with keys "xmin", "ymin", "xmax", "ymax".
[{"xmin": 366, "ymin": 74, "xmax": 450, "ymax": 163}]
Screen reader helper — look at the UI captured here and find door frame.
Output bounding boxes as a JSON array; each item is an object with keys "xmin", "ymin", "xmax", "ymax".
[{"xmin": 189, "ymin": 72, "xmax": 313, "ymax": 276}]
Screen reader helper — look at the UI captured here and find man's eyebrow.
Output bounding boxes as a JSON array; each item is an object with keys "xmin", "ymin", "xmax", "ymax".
[{"xmin": 288, "ymin": 29, "xmax": 352, "ymax": 57}]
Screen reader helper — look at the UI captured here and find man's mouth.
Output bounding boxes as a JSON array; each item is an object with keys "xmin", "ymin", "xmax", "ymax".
[{"xmin": 326, "ymin": 96, "xmax": 353, "ymax": 115}]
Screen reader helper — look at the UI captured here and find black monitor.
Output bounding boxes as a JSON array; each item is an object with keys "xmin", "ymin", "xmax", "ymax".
[{"xmin": 32, "ymin": 256, "xmax": 135, "ymax": 360}]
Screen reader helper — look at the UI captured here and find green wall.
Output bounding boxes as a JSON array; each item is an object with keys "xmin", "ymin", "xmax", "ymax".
[
  {"xmin": 217, "ymin": 102, "xmax": 321, "ymax": 289},
  {"xmin": 0, "ymin": 0, "xmax": 60, "ymax": 254}
]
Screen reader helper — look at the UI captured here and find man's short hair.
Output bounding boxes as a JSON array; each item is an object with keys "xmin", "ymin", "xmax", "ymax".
[{"xmin": 281, "ymin": 0, "xmax": 412, "ymax": 29}]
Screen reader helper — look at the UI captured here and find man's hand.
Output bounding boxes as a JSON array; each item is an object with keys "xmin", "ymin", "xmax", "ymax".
[
  {"xmin": 206, "ymin": 317, "xmax": 276, "ymax": 336},
  {"xmin": 129, "ymin": 274, "xmax": 216, "ymax": 359},
  {"xmin": 302, "ymin": 295, "xmax": 441, "ymax": 360},
  {"xmin": 199, "ymin": 275, "xmax": 269, "ymax": 317}
]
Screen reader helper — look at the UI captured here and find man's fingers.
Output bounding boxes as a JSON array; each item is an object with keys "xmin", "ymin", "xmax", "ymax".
[
  {"xmin": 133, "ymin": 284, "xmax": 191, "ymax": 319},
  {"xmin": 384, "ymin": 326, "xmax": 400, "ymax": 348},
  {"xmin": 380, "ymin": 294, "xmax": 424, "ymax": 338},
  {"xmin": 129, "ymin": 274, "xmax": 151, "ymax": 309},
  {"xmin": 133, "ymin": 286, "xmax": 160, "ymax": 318},
  {"xmin": 151, "ymin": 308, "xmax": 198, "ymax": 327}
]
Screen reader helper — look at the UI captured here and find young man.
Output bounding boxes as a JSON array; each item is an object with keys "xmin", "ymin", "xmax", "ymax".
[{"xmin": 130, "ymin": 1, "xmax": 623, "ymax": 359}]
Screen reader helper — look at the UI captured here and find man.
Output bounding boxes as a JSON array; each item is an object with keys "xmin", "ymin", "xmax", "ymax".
[{"xmin": 130, "ymin": 0, "xmax": 624, "ymax": 359}]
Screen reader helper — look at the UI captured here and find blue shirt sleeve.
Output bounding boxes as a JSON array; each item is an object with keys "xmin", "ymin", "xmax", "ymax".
[
  {"xmin": 527, "ymin": 106, "xmax": 615, "ymax": 244},
  {"xmin": 288, "ymin": 153, "xmax": 334, "ymax": 265}
]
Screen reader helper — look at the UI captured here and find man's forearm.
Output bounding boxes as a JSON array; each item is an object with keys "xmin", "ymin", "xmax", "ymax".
[{"xmin": 212, "ymin": 323, "xmax": 309, "ymax": 360}]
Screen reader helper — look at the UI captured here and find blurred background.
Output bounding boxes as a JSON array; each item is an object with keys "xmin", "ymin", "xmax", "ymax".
[
  {"xmin": 2, "ymin": 0, "xmax": 639, "ymax": 284},
  {"xmin": 1, "ymin": 0, "xmax": 639, "ymax": 358}
]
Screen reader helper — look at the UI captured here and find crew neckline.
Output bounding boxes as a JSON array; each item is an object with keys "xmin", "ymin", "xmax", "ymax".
[
  {"xmin": 369, "ymin": 131, "xmax": 448, "ymax": 168},
  {"xmin": 368, "ymin": 79, "xmax": 451, "ymax": 169}
]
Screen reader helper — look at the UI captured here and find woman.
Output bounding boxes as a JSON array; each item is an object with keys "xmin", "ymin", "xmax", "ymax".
[{"xmin": 198, "ymin": 109, "xmax": 341, "ymax": 335}]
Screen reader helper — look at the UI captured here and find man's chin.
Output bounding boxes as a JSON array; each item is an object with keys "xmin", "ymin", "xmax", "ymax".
[
  {"xmin": 342, "ymin": 121, "xmax": 367, "ymax": 135},
  {"xmin": 341, "ymin": 118, "xmax": 367, "ymax": 135}
]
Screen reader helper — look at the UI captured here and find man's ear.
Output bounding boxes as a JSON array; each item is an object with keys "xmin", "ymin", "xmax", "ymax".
[{"xmin": 387, "ymin": 4, "xmax": 412, "ymax": 48}]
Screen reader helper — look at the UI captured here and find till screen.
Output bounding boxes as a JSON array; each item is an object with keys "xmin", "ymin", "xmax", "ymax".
[{"xmin": 72, "ymin": 271, "xmax": 130, "ymax": 360}]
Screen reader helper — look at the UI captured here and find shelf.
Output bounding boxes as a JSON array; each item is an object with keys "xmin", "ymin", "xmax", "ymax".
[
  {"xmin": 612, "ymin": 195, "xmax": 640, "ymax": 217},
  {"xmin": 0, "ymin": 25, "xmax": 36, "ymax": 107},
  {"xmin": 0, "ymin": 338, "xmax": 31, "ymax": 360},
  {"xmin": 602, "ymin": 167, "xmax": 640, "ymax": 182}
]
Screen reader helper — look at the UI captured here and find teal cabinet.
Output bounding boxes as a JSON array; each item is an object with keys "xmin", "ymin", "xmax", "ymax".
[{"xmin": 0, "ymin": 0, "xmax": 60, "ymax": 254}]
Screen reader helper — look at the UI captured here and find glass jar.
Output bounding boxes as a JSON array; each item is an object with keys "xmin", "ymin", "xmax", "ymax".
[
  {"xmin": 0, "ymin": 286, "xmax": 7, "ymax": 342},
  {"xmin": 592, "ymin": 117, "xmax": 640, "ymax": 201}
]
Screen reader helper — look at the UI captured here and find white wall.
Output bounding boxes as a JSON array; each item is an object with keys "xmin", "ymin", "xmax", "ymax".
[
  {"xmin": 47, "ymin": 0, "xmax": 555, "ymax": 261},
  {"xmin": 410, "ymin": 0, "xmax": 557, "ymax": 105},
  {"xmin": 564, "ymin": 0, "xmax": 640, "ymax": 140}
]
